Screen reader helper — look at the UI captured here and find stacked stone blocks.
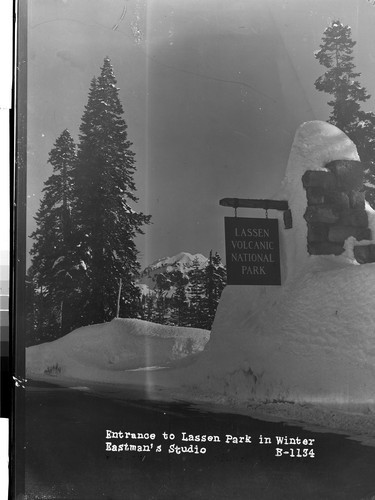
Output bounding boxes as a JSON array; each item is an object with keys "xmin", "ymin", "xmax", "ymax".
[{"xmin": 302, "ymin": 160, "xmax": 373, "ymax": 259}]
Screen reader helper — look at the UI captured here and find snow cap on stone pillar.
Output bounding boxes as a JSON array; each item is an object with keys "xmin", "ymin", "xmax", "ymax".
[{"xmin": 277, "ymin": 121, "xmax": 359, "ymax": 282}]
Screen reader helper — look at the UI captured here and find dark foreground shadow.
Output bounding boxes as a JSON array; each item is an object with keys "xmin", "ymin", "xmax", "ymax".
[{"xmin": 23, "ymin": 381, "xmax": 375, "ymax": 500}]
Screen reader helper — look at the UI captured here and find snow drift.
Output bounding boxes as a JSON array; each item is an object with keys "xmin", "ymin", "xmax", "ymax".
[
  {"xmin": 26, "ymin": 318, "xmax": 209, "ymax": 380},
  {"xmin": 26, "ymin": 122, "xmax": 375, "ymax": 412},
  {"xmin": 182, "ymin": 121, "xmax": 375, "ymax": 405}
]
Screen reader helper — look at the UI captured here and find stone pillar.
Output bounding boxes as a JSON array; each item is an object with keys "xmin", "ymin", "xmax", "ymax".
[{"xmin": 302, "ymin": 160, "xmax": 372, "ymax": 257}]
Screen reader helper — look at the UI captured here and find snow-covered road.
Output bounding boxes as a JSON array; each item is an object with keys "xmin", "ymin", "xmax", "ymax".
[{"xmin": 23, "ymin": 379, "xmax": 375, "ymax": 499}]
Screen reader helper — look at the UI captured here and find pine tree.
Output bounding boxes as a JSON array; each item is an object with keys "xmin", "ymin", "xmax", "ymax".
[
  {"xmin": 170, "ymin": 270, "xmax": 189, "ymax": 326},
  {"xmin": 187, "ymin": 257, "xmax": 206, "ymax": 328},
  {"xmin": 314, "ymin": 20, "xmax": 375, "ymax": 205},
  {"xmin": 315, "ymin": 21, "xmax": 370, "ymax": 131},
  {"xmin": 74, "ymin": 58, "xmax": 151, "ymax": 324},
  {"xmin": 144, "ymin": 292, "xmax": 156, "ymax": 322},
  {"xmin": 153, "ymin": 273, "xmax": 171, "ymax": 323},
  {"xmin": 350, "ymin": 113, "xmax": 375, "ymax": 207},
  {"xmin": 203, "ymin": 251, "xmax": 226, "ymax": 329},
  {"xmin": 29, "ymin": 129, "xmax": 80, "ymax": 340}
]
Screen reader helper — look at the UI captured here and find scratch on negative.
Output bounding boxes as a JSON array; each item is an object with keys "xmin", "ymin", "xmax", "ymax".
[{"xmin": 112, "ymin": 3, "xmax": 128, "ymax": 31}]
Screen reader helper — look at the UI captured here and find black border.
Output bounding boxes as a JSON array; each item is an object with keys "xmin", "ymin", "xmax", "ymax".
[{"xmin": 10, "ymin": 0, "xmax": 27, "ymax": 497}]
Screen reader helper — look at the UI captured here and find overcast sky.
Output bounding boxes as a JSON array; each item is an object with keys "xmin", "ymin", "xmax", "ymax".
[{"xmin": 26, "ymin": 0, "xmax": 375, "ymax": 267}]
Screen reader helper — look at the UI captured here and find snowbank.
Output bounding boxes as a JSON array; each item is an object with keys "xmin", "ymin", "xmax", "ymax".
[
  {"xmin": 26, "ymin": 318, "xmax": 209, "ymax": 380},
  {"xmin": 26, "ymin": 122, "xmax": 375, "ymax": 433},
  {"xmin": 182, "ymin": 121, "xmax": 375, "ymax": 405},
  {"xmin": 278, "ymin": 120, "xmax": 360, "ymax": 281},
  {"xmin": 188, "ymin": 263, "xmax": 375, "ymax": 405}
]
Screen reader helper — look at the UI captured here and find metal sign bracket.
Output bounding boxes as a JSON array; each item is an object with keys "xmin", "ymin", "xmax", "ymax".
[{"xmin": 219, "ymin": 198, "xmax": 292, "ymax": 229}]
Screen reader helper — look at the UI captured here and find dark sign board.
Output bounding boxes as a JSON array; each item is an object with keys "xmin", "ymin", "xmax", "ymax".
[{"xmin": 224, "ymin": 217, "xmax": 281, "ymax": 285}]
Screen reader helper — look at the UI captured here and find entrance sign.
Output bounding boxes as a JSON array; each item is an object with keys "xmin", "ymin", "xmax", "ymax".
[{"xmin": 225, "ymin": 217, "xmax": 281, "ymax": 285}]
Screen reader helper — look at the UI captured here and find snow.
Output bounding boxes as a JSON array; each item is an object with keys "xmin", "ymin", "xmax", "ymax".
[
  {"xmin": 26, "ymin": 318, "xmax": 210, "ymax": 381},
  {"xmin": 52, "ymin": 256, "xmax": 65, "ymax": 269},
  {"xmin": 136, "ymin": 283, "xmax": 150, "ymax": 296},
  {"xmin": 144, "ymin": 252, "xmax": 208, "ymax": 274},
  {"xmin": 185, "ymin": 263, "xmax": 375, "ymax": 405},
  {"xmin": 181, "ymin": 121, "xmax": 375, "ymax": 407},
  {"xmin": 26, "ymin": 121, "xmax": 375, "ymax": 439},
  {"xmin": 277, "ymin": 120, "xmax": 360, "ymax": 281},
  {"xmin": 138, "ymin": 251, "xmax": 210, "ymax": 294}
]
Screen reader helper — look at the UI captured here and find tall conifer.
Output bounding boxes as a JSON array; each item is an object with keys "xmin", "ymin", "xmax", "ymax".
[
  {"xmin": 29, "ymin": 129, "xmax": 79, "ymax": 339},
  {"xmin": 187, "ymin": 257, "xmax": 206, "ymax": 328},
  {"xmin": 74, "ymin": 57, "xmax": 150, "ymax": 324},
  {"xmin": 314, "ymin": 20, "xmax": 375, "ymax": 205},
  {"xmin": 203, "ymin": 251, "xmax": 227, "ymax": 329},
  {"xmin": 170, "ymin": 270, "xmax": 189, "ymax": 326}
]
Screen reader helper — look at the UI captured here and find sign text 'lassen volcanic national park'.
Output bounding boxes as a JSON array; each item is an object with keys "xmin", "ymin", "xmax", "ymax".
[{"xmin": 225, "ymin": 217, "xmax": 281, "ymax": 285}]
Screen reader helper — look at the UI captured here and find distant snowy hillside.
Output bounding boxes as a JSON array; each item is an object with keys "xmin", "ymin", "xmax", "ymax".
[
  {"xmin": 139, "ymin": 252, "xmax": 208, "ymax": 289},
  {"xmin": 137, "ymin": 252, "xmax": 208, "ymax": 294},
  {"xmin": 137, "ymin": 251, "xmax": 226, "ymax": 329},
  {"xmin": 145, "ymin": 252, "xmax": 208, "ymax": 273},
  {"xmin": 26, "ymin": 318, "xmax": 210, "ymax": 380}
]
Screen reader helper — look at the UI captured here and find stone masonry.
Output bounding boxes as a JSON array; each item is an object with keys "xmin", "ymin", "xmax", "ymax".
[{"xmin": 302, "ymin": 160, "xmax": 374, "ymax": 262}]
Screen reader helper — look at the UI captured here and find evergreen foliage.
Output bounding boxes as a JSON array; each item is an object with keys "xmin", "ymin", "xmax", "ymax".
[
  {"xmin": 28, "ymin": 58, "xmax": 150, "ymax": 342},
  {"xmin": 29, "ymin": 129, "xmax": 80, "ymax": 341},
  {"xmin": 315, "ymin": 21, "xmax": 370, "ymax": 131},
  {"xmin": 187, "ymin": 257, "xmax": 207, "ymax": 328},
  {"xmin": 314, "ymin": 20, "xmax": 375, "ymax": 206},
  {"xmin": 138, "ymin": 252, "xmax": 226, "ymax": 330},
  {"xmin": 203, "ymin": 251, "xmax": 227, "ymax": 329},
  {"xmin": 73, "ymin": 57, "xmax": 150, "ymax": 325},
  {"xmin": 170, "ymin": 270, "xmax": 189, "ymax": 326},
  {"xmin": 28, "ymin": 58, "xmax": 224, "ymax": 342},
  {"xmin": 153, "ymin": 273, "xmax": 172, "ymax": 324},
  {"xmin": 144, "ymin": 293, "xmax": 156, "ymax": 322}
]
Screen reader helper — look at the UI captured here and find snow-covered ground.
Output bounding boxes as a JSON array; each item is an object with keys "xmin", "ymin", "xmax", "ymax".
[
  {"xmin": 26, "ymin": 121, "xmax": 375, "ymax": 443},
  {"xmin": 26, "ymin": 318, "xmax": 209, "ymax": 381},
  {"xmin": 179, "ymin": 121, "xmax": 375, "ymax": 406}
]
